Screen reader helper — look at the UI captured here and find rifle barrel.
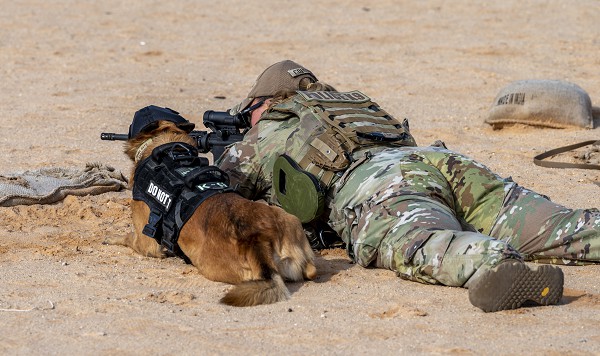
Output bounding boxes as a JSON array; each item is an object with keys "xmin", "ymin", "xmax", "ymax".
[{"xmin": 101, "ymin": 133, "xmax": 129, "ymax": 141}]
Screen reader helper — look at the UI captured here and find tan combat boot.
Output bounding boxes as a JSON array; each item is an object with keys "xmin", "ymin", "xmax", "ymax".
[{"xmin": 468, "ymin": 260, "xmax": 564, "ymax": 312}]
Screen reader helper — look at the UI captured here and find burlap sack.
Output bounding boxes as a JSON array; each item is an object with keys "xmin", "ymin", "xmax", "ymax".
[
  {"xmin": 485, "ymin": 79, "xmax": 594, "ymax": 129},
  {"xmin": 0, "ymin": 163, "xmax": 127, "ymax": 207}
]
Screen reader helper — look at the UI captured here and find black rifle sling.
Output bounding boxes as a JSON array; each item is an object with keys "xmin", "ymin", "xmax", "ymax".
[{"xmin": 533, "ymin": 140, "xmax": 600, "ymax": 170}]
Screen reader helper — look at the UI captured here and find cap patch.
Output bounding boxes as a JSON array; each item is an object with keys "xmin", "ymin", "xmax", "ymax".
[{"xmin": 288, "ymin": 67, "xmax": 312, "ymax": 78}]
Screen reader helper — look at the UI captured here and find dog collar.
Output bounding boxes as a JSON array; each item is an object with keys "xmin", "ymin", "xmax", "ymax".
[{"xmin": 135, "ymin": 138, "xmax": 153, "ymax": 163}]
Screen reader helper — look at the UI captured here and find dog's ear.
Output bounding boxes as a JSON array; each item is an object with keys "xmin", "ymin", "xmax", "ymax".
[{"xmin": 176, "ymin": 122, "xmax": 195, "ymax": 133}]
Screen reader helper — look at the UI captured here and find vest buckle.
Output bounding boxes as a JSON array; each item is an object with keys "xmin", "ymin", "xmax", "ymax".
[{"xmin": 142, "ymin": 211, "xmax": 163, "ymax": 239}]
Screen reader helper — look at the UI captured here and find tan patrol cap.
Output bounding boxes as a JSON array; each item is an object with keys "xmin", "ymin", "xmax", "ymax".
[{"xmin": 233, "ymin": 60, "xmax": 318, "ymax": 114}]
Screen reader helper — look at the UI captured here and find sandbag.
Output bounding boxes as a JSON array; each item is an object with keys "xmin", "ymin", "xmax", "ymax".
[{"xmin": 485, "ymin": 79, "xmax": 594, "ymax": 129}]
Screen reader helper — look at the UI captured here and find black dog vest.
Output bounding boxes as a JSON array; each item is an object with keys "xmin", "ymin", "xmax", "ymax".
[{"xmin": 132, "ymin": 142, "xmax": 233, "ymax": 259}]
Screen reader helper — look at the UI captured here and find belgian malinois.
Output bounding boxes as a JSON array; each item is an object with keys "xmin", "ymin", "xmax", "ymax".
[{"xmin": 104, "ymin": 121, "xmax": 316, "ymax": 306}]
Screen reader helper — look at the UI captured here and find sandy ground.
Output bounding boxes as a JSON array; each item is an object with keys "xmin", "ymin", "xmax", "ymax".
[{"xmin": 1, "ymin": 1, "xmax": 600, "ymax": 355}]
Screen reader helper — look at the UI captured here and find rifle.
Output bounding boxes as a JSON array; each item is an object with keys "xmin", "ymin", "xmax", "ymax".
[
  {"xmin": 191, "ymin": 110, "xmax": 249, "ymax": 160},
  {"xmin": 100, "ymin": 106, "xmax": 251, "ymax": 161}
]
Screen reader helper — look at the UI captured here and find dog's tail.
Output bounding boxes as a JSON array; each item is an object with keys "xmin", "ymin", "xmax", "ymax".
[{"xmin": 220, "ymin": 273, "xmax": 290, "ymax": 307}]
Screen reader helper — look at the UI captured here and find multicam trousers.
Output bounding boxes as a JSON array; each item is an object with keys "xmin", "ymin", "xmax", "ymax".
[{"xmin": 328, "ymin": 146, "xmax": 600, "ymax": 287}]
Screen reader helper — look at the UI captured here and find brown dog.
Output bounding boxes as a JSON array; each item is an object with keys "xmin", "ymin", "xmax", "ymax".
[{"xmin": 104, "ymin": 121, "xmax": 316, "ymax": 306}]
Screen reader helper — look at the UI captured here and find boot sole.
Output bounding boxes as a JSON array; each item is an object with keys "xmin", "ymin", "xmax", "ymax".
[{"xmin": 468, "ymin": 261, "xmax": 564, "ymax": 312}]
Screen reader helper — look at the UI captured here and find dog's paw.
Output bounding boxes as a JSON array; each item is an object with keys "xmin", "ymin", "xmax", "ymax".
[
  {"xmin": 147, "ymin": 246, "xmax": 169, "ymax": 259},
  {"xmin": 103, "ymin": 233, "xmax": 131, "ymax": 246}
]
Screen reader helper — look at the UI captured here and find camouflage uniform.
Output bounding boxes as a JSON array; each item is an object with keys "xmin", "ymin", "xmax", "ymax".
[{"xmin": 216, "ymin": 98, "xmax": 600, "ymax": 288}]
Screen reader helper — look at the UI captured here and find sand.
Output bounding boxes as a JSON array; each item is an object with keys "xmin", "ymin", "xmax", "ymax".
[{"xmin": 1, "ymin": 1, "xmax": 599, "ymax": 354}]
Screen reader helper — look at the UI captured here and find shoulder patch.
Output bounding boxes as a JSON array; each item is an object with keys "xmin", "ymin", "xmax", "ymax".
[{"xmin": 297, "ymin": 90, "xmax": 370, "ymax": 103}]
